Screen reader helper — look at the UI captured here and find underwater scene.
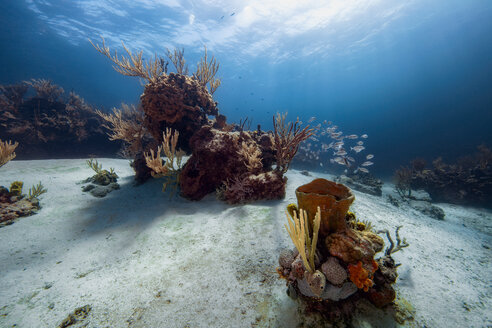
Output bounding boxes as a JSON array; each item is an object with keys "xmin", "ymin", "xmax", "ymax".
[{"xmin": 0, "ymin": 0, "xmax": 491, "ymax": 327}]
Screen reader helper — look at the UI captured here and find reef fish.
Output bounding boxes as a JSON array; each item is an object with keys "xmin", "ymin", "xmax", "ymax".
[
  {"xmin": 345, "ymin": 134, "xmax": 358, "ymax": 139},
  {"xmin": 366, "ymin": 154, "xmax": 374, "ymax": 159},
  {"xmin": 357, "ymin": 167, "xmax": 369, "ymax": 173},
  {"xmin": 351, "ymin": 146, "xmax": 365, "ymax": 153},
  {"xmin": 308, "ymin": 116, "xmax": 316, "ymax": 123},
  {"xmin": 361, "ymin": 134, "xmax": 368, "ymax": 138},
  {"xmin": 361, "ymin": 161, "xmax": 373, "ymax": 166}
]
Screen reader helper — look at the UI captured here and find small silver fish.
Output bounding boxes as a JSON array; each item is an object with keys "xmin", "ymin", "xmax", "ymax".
[
  {"xmin": 333, "ymin": 141, "xmax": 344, "ymax": 147},
  {"xmin": 321, "ymin": 143, "xmax": 330, "ymax": 150},
  {"xmin": 311, "ymin": 137, "xmax": 319, "ymax": 142},
  {"xmin": 320, "ymin": 162, "xmax": 323, "ymax": 167},
  {"xmin": 351, "ymin": 146, "xmax": 365, "ymax": 153},
  {"xmin": 361, "ymin": 134, "xmax": 368, "ymax": 138},
  {"xmin": 347, "ymin": 156, "xmax": 355, "ymax": 162},
  {"xmin": 345, "ymin": 134, "xmax": 358, "ymax": 139},
  {"xmin": 358, "ymin": 167, "xmax": 369, "ymax": 173},
  {"xmin": 308, "ymin": 116, "xmax": 316, "ymax": 123},
  {"xmin": 361, "ymin": 161, "xmax": 373, "ymax": 166},
  {"xmin": 334, "ymin": 150, "xmax": 347, "ymax": 156},
  {"xmin": 366, "ymin": 154, "xmax": 374, "ymax": 159},
  {"xmin": 331, "ymin": 132, "xmax": 343, "ymax": 138},
  {"xmin": 357, "ymin": 141, "xmax": 364, "ymax": 146}
]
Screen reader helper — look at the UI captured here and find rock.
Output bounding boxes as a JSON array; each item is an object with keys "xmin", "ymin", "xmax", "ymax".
[
  {"xmin": 409, "ymin": 200, "xmax": 445, "ymax": 220},
  {"xmin": 88, "ymin": 182, "xmax": 120, "ymax": 198},
  {"xmin": 335, "ymin": 174, "xmax": 383, "ymax": 197},
  {"xmin": 321, "ymin": 257, "xmax": 347, "ymax": 285},
  {"xmin": 408, "ymin": 189, "xmax": 432, "ymax": 202},
  {"xmin": 0, "ymin": 190, "xmax": 40, "ymax": 226}
]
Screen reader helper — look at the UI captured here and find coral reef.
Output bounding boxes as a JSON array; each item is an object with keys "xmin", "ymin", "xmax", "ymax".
[
  {"xmin": 93, "ymin": 39, "xmax": 312, "ymax": 202},
  {"xmin": 396, "ymin": 145, "xmax": 492, "ymax": 207},
  {"xmin": 0, "ymin": 80, "xmax": 120, "ymax": 159},
  {"xmin": 277, "ymin": 178, "xmax": 408, "ymax": 323}
]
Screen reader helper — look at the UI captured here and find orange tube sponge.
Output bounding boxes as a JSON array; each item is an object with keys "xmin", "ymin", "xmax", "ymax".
[{"xmin": 348, "ymin": 260, "xmax": 378, "ymax": 292}]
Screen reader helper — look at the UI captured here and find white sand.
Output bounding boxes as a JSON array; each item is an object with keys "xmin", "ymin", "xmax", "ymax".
[{"xmin": 0, "ymin": 159, "xmax": 490, "ymax": 328}]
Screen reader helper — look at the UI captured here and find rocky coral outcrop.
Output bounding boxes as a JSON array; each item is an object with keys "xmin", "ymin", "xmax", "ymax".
[
  {"xmin": 140, "ymin": 73, "xmax": 218, "ymax": 153},
  {"xmin": 0, "ymin": 186, "xmax": 40, "ymax": 226}
]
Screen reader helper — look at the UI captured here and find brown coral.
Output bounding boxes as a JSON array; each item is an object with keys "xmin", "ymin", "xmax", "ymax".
[
  {"xmin": 321, "ymin": 257, "xmax": 347, "ymax": 286},
  {"xmin": 347, "ymin": 260, "xmax": 378, "ymax": 292},
  {"xmin": 325, "ymin": 229, "xmax": 384, "ymax": 264},
  {"xmin": 140, "ymin": 73, "xmax": 218, "ymax": 153}
]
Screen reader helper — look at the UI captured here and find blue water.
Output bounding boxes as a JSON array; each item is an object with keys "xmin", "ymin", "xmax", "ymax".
[{"xmin": 1, "ymin": 0, "xmax": 491, "ymax": 177}]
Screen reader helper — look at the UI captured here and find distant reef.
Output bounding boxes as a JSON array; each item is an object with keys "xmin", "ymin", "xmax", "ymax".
[
  {"xmin": 394, "ymin": 146, "xmax": 492, "ymax": 207},
  {"xmin": 0, "ymin": 79, "xmax": 121, "ymax": 159}
]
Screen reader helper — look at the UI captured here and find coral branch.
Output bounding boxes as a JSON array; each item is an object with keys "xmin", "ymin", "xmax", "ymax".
[
  {"xmin": 166, "ymin": 48, "xmax": 189, "ymax": 75},
  {"xmin": 194, "ymin": 46, "xmax": 221, "ymax": 94},
  {"xmin": 89, "ymin": 37, "xmax": 164, "ymax": 83},
  {"xmin": 25, "ymin": 79, "xmax": 64, "ymax": 102},
  {"xmin": 96, "ymin": 104, "xmax": 147, "ymax": 156},
  {"xmin": 144, "ymin": 128, "xmax": 185, "ymax": 196},
  {"xmin": 273, "ymin": 112, "xmax": 315, "ymax": 174},
  {"xmin": 0, "ymin": 139, "xmax": 18, "ymax": 168},
  {"xmin": 377, "ymin": 226, "xmax": 409, "ymax": 256},
  {"xmin": 237, "ymin": 141, "xmax": 262, "ymax": 173},
  {"xmin": 285, "ymin": 207, "xmax": 321, "ymax": 273}
]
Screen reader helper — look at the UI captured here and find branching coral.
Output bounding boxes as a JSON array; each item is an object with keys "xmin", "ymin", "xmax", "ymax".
[
  {"xmin": 90, "ymin": 37, "xmax": 164, "ymax": 83},
  {"xmin": 273, "ymin": 112, "xmax": 314, "ymax": 174},
  {"xmin": 193, "ymin": 46, "xmax": 221, "ymax": 94},
  {"xmin": 26, "ymin": 79, "xmax": 64, "ymax": 102},
  {"xmin": 237, "ymin": 141, "xmax": 262, "ymax": 173},
  {"xmin": 28, "ymin": 182, "xmax": 47, "ymax": 200},
  {"xmin": 166, "ymin": 48, "xmax": 188, "ymax": 75},
  {"xmin": 145, "ymin": 128, "xmax": 185, "ymax": 195},
  {"xmin": 348, "ymin": 260, "xmax": 378, "ymax": 292},
  {"xmin": 394, "ymin": 166, "xmax": 413, "ymax": 198},
  {"xmin": 96, "ymin": 104, "xmax": 148, "ymax": 156},
  {"xmin": 285, "ymin": 207, "xmax": 321, "ymax": 273},
  {"xmin": 377, "ymin": 226, "xmax": 409, "ymax": 257},
  {"xmin": 0, "ymin": 83, "xmax": 28, "ymax": 112},
  {"xmin": 0, "ymin": 139, "xmax": 18, "ymax": 168}
]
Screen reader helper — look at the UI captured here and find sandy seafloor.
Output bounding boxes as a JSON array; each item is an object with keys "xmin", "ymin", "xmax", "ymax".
[{"xmin": 0, "ymin": 159, "xmax": 491, "ymax": 328}]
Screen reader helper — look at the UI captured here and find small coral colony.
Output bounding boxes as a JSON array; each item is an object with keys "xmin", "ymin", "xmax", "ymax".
[{"xmin": 0, "ymin": 37, "xmax": 486, "ymax": 323}]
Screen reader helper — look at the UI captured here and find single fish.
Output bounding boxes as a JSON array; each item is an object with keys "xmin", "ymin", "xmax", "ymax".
[
  {"xmin": 334, "ymin": 150, "xmax": 347, "ymax": 156},
  {"xmin": 311, "ymin": 137, "xmax": 319, "ymax": 142},
  {"xmin": 358, "ymin": 167, "xmax": 369, "ymax": 173},
  {"xmin": 361, "ymin": 134, "xmax": 368, "ymax": 138},
  {"xmin": 366, "ymin": 154, "xmax": 374, "ymax": 159},
  {"xmin": 320, "ymin": 162, "xmax": 323, "ymax": 167},
  {"xmin": 346, "ymin": 156, "xmax": 355, "ymax": 162},
  {"xmin": 361, "ymin": 161, "xmax": 373, "ymax": 166},
  {"xmin": 308, "ymin": 116, "xmax": 316, "ymax": 123},
  {"xmin": 357, "ymin": 141, "xmax": 364, "ymax": 146},
  {"xmin": 331, "ymin": 132, "xmax": 343, "ymax": 138},
  {"xmin": 333, "ymin": 141, "xmax": 344, "ymax": 147},
  {"xmin": 351, "ymin": 145, "xmax": 365, "ymax": 153},
  {"xmin": 321, "ymin": 143, "xmax": 330, "ymax": 150},
  {"xmin": 345, "ymin": 134, "xmax": 358, "ymax": 139}
]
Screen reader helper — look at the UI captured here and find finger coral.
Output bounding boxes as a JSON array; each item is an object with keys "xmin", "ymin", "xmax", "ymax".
[
  {"xmin": 285, "ymin": 207, "xmax": 321, "ymax": 273},
  {"xmin": 348, "ymin": 260, "xmax": 378, "ymax": 292}
]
